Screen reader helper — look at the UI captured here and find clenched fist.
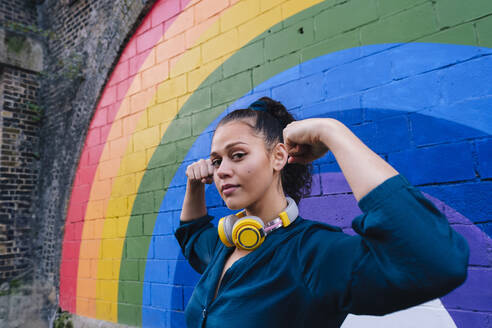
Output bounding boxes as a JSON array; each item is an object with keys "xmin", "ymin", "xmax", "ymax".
[
  {"xmin": 186, "ymin": 158, "xmax": 214, "ymax": 184},
  {"xmin": 283, "ymin": 118, "xmax": 330, "ymax": 164}
]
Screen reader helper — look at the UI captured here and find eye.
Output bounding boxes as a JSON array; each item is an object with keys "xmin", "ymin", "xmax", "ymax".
[
  {"xmin": 232, "ymin": 152, "xmax": 245, "ymax": 161},
  {"xmin": 211, "ymin": 158, "xmax": 221, "ymax": 168}
]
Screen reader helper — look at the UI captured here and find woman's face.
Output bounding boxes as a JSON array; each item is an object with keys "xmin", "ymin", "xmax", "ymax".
[{"xmin": 210, "ymin": 121, "xmax": 280, "ymax": 210}]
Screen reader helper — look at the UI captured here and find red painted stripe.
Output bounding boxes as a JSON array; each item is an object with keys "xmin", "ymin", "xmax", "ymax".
[{"xmin": 59, "ymin": 0, "xmax": 190, "ymax": 312}]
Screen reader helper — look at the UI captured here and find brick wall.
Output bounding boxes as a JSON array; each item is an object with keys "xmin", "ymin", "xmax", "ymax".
[
  {"xmin": 0, "ymin": 0, "xmax": 43, "ymax": 287},
  {"xmin": 39, "ymin": 0, "xmax": 99, "ymax": 113},
  {"xmin": 0, "ymin": 0, "xmax": 157, "ymax": 326},
  {"xmin": 32, "ymin": 0, "xmax": 155, "ymax": 282},
  {"xmin": 0, "ymin": 0, "xmax": 37, "ymax": 27},
  {"xmin": 0, "ymin": 66, "xmax": 40, "ymax": 281},
  {"xmin": 45, "ymin": 0, "xmax": 96, "ymax": 56},
  {"xmin": 0, "ymin": 0, "xmax": 46, "ymax": 324}
]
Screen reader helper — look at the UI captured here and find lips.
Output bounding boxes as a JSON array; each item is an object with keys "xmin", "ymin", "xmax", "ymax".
[{"xmin": 221, "ymin": 184, "xmax": 239, "ymax": 196}]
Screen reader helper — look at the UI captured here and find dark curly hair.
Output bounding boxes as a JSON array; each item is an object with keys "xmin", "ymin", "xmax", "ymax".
[{"xmin": 215, "ymin": 97, "xmax": 312, "ymax": 203}]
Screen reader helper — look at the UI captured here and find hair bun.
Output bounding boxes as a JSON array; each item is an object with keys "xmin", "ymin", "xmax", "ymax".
[
  {"xmin": 248, "ymin": 100, "xmax": 268, "ymax": 112},
  {"xmin": 252, "ymin": 97, "xmax": 294, "ymax": 129}
]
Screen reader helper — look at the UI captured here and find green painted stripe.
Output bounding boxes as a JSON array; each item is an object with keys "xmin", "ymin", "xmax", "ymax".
[{"xmin": 117, "ymin": 0, "xmax": 491, "ymax": 323}]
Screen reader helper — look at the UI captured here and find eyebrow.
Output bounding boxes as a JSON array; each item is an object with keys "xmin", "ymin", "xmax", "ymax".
[{"xmin": 210, "ymin": 141, "xmax": 247, "ymax": 157}]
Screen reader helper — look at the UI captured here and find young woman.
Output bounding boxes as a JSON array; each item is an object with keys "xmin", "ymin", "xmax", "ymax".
[{"xmin": 175, "ymin": 97, "xmax": 469, "ymax": 327}]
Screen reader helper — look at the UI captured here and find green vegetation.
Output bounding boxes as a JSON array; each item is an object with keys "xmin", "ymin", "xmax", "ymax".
[
  {"xmin": 0, "ymin": 278, "xmax": 22, "ymax": 296},
  {"xmin": 5, "ymin": 33, "xmax": 27, "ymax": 53},
  {"xmin": 53, "ymin": 308, "xmax": 73, "ymax": 328},
  {"xmin": 27, "ymin": 102, "xmax": 44, "ymax": 122},
  {"xmin": 6, "ymin": 21, "xmax": 55, "ymax": 39}
]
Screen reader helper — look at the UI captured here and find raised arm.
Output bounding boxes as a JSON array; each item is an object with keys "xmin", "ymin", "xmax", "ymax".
[
  {"xmin": 176, "ymin": 158, "xmax": 218, "ymax": 273},
  {"xmin": 283, "ymin": 118, "xmax": 398, "ymax": 201},
  {"xmin": 180, "ymin": 159, "xmax": 214, "ymax": 221},
  {"xmin": 284, "ymin": 118, "xmax": 469, "ymax": 314}
]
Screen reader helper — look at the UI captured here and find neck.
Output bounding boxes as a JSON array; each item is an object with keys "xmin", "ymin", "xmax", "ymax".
[{"xmin": 245, "ymin": 189, "xmax": 288, "ymax": 224}]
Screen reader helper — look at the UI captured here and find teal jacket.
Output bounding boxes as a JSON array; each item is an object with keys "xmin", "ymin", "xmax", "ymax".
[{"xmin": 175, "ymin": 175, "xmax": 469, "ymax": 327}]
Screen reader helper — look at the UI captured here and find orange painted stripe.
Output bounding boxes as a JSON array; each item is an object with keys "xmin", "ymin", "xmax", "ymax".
[
  {"xmin": 75, "ymin": 0, "xmax": 238, "ymax": 321},
  {"xmin": 62, "ymin": 0, "xmax": 187, "ymax": 316}
]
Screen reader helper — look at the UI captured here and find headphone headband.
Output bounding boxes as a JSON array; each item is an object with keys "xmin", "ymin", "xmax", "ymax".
[
  {"xmin": 218, "ymin": 197, "xmax": 298, "ymax": 250},
  {"xmin": 280, "ymin": 196, "xmax": 299, "ymax": 226}
]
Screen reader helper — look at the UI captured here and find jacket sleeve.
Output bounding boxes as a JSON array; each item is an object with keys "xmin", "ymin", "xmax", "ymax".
[
  {"xmin": 298, "ymin": 174, "xmax": 469, "ymax": 315},
  {"xmin": 174, "ymin": 214, "xmax": 220, "ymax": 274}
]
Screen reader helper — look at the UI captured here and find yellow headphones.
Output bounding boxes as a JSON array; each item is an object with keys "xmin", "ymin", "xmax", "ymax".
[{"xmin": 217, "ymin": 197, "xmax": 299, "ymax": 251}]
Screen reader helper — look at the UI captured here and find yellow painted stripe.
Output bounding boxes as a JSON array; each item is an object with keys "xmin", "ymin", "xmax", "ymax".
[
  {"xmin": 94, "ymin": 0, "xmax": 324, "ymax": 322},
  {"xmin": 87, "ymin": 0, "xmax": 236, "ymax": 321},
  {"xmin": 75, "ymin": 50, "xmax": 156, "ymax": 319}
]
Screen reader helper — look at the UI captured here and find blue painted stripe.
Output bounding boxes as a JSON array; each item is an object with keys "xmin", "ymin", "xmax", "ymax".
[{"xmin": 143, "ymin": 43, "xmax": 492, "ymax": 326}]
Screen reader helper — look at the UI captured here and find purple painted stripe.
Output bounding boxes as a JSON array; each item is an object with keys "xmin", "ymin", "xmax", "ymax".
[{"xmin": 301, "ymin": 171, "xmax": 492, "ymax": 326}]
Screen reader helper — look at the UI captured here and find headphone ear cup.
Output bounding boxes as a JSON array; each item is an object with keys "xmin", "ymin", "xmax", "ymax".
[
  {"xmin": 218, "ymin": 215, "xmax": 236, "ymax": 247},
  {"xmin": 232, "ymin": 216, "xmax": 265, "ymax": 251}
]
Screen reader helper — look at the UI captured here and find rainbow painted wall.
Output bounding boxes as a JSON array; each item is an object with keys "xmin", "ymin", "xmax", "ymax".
[{"xmin": 59, "ymin": 0, "xmax": 492, "ymax": 326}]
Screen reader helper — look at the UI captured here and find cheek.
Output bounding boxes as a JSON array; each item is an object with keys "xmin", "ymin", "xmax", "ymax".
[
  {"xmin": 213, "ymin": 172, "xmax": 220, "ymax": 186},
  {"xmin": 243, "ymin": 162, "xmax": 269, "ymax": 180},
  {"xmin": 242, "ymin": 162, "xmax": 259, "ymax": 177}
]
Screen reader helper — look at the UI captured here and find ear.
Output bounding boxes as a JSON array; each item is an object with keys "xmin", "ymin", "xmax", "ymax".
[{"xmin": 270, "ymin": 142, "xmax": 288, "ymax": 172}]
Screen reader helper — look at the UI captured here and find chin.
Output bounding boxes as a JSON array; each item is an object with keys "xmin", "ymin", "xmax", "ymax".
[
  {"xmin": 224, "ymin": 200, "xmax": 243, "ymax": 211},
  {"xmin": 223, "ymin": 197, "xmax": 249, "ymax": 211}
]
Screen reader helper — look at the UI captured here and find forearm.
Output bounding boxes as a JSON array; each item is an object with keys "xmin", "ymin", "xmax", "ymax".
[
  {"xmin": 175, "ymin": 180, "xmax": 218, "ymax": 272},
  {"xmin": 180, "ymin": 179, "xmax": 207, "ymax": 222},
  {"xmin": 319, "ymin": 119, "xmax": 399, "ymax": 202}
]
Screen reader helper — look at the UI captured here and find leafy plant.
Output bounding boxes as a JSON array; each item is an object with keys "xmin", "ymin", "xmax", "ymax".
[
  {"xmin": 6, "ymin": 21, "xmax": 55, "ymax": 39},
  {"xmin": 53, "ymin": 308, "xmax": 73, "ymax": 328},
  {"xmin": 26, "ymin": 102, "xmax": 44, "ymax": 122},
  {"xmin": 0, "ymin": 278, "xmax": 23, "ymax": 296}
]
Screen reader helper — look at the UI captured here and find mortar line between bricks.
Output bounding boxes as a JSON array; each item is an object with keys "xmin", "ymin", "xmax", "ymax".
[
  {"xmin": 470, "ymin": 140, "xmax": 481, "ymax": 179},
  {"xmin": 467, "ymin": 266, "xmax": 492, "ymax": 270},
  {"xmin": 415, "ymin": 178, "xmax": 491, "ymax": 188},
  {"xmin": 446, "ymin": 309, "xmax": 492, "ymax": 315},
  {"xmin": 437, "ymin": 93, "xmax": 492, "ymax": 105},
  {"xmin": 323, "ymin": 18, "xmax": 381, "ymax": 42},
  {"xmin": 445, "ymin": 308, "xmax": 492, "ymax": 313},
  {"xmin": 471, "ymin": 219, "xmax": 492, "ymax": 225},
  {"xmin": 449, "ymin": 223, "xmax": 485, "ymax": 227},
  {"xmin": 377, "ymin": 0, "xmax": 430, "ymax": 20},
  {"xmin": 453, "ymin": 12, "xmax": 492, "ymax": 31},
  {"xmin": 429, "ymin": 0, "xmax": 440, "ymax": 30},
  {"xmin": 408, "ymin": 140, "xmax": 485, "ymax": 152},
  {"xmin": 411, "ymin": 136, "xmax": 492, "ymax": 151},
  {"xmin": 400, "ymin": 53, "xmax": 492, "ymax": 81},
  {"xmin": 406, "ymin": 112, "xmax": 416, "ymax": 149},
  {"xmin": 314, "ymin": 192, "xmax": 355, "ymax": 197},
  {"xmin": 472, "ymin": 21, "xmax": 480, "ymax": 47}
]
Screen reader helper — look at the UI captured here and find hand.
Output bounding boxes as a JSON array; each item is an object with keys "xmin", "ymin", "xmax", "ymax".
[
  {"xmin": 185, "ymin": 159, "xmax": 214, "ymax": 184},
  {"xmin": 282, "ymin": 118, "xmax": 330, "ymax": 164}
]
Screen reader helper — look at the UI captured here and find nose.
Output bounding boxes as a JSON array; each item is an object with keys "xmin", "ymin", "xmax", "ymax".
[{"xmin": 216, "ymin": 158, "xmax": 232, "ymax": 179}]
